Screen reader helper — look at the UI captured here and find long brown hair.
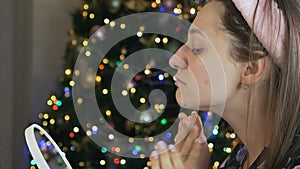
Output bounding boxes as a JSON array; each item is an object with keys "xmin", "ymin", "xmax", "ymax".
[{"xmin": 216, "ymin": 0, "xmax": 300, "ymax": 168}]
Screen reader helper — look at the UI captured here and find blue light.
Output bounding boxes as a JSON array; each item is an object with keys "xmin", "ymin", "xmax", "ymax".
[
  {"xmin": 92, "ymin": 130, "xmax": 98, "ymax": 135},
  {"xmin": 160, "ymin": 7, "xmax": 166, "ymax": 12},
  {"xmin": 166, "ymin": 132, "xmax": 172, "ymax": 139},
  {"xmin": 158, "ymin": 74, "xmax": 164, "ymax": 81},
  {"xmin": 39, "ymin": 140, "xmax": 47, "ymax": 149},
  {"xmin": 30, "ymin": 160, "xmax": 36, "ymax": 165},
  {"xmin": 64, "ymin": 87, "xmax": 70, "ymax": 94},
  {"xmin": 132, "ymin": 149, "xmax": 138, "ymax": 156}
]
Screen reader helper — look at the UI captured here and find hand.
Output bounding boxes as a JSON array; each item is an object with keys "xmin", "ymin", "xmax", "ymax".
[{"xmin": 150, "ymin": 113, "xmax": 210, "ymax": 169}]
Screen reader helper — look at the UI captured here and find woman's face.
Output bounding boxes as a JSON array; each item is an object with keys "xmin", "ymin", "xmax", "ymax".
[{"xmin": 169, "ymin": 1, "xmax": 242, "ymax": 112}]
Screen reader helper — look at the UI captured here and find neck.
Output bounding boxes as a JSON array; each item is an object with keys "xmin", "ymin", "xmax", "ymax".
[{"xmin": 220, "ymin": 87, "xmax": 273, "ymax": 167}]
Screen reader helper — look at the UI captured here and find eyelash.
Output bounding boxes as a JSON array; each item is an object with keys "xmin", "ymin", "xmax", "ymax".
[{"xmin": 192, "ymin": 48, "xmax": 203, "ymax": 55}]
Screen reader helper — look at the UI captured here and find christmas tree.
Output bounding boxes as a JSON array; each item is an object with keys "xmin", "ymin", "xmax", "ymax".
[{"xmin": 27, "ymin": 0, "xmax": 240, "ymax": 168}]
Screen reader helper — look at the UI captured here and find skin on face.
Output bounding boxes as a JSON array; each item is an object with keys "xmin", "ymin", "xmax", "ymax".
[{"xmin": 169, "ymin": 1, "xmax": 243, "ymax": 113}]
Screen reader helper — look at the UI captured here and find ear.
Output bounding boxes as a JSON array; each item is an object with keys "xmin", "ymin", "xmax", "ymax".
[{"xmin": 241, "ymin": 55, "xmax": 268, "ymax": 85}]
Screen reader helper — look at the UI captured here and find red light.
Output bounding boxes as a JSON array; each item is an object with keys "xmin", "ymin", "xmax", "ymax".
[
  {"xmin": 52, "ymin": 105, "xmax": 58, "ymax": 111},
  {"xmin": 113, "ymin": 158, "xmax": 120, "ymax": 164},
  {"xmin": 69, "ymin": 132, "xmax": 75, "ymax": 138}
]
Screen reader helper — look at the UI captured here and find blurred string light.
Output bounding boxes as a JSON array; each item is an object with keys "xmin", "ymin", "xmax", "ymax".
[{"xmin": 30, "ymin": 1, "xmax": 238, "ymax": 168}]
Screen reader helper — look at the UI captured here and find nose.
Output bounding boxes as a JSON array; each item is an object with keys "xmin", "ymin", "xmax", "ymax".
[{"xmin": 169, "ymin": 45, "xmax": 188, "ymax": 69}]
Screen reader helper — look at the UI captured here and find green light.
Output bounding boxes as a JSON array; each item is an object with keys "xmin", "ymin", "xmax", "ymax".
[
  {"xmin": 116, "ymin": 61, "xmax": 121, "ymax": 66},
  {"xmin": 30, "ymin": 160, "xmax": 36, "ymax": 165},
  {"xmin": 161, "ymin": 118, "xmax": 167, "ymax": 125},
  {"xmin": 101, "ymin": 147, "xmax": 107, "ymax": 153},
  {"xmin": 135, "ymin": 145, "xmax": 142, "ymax": 152},
  {"xmin": 57, "ymin": 100, "xmax": 62, "ymax": 106}
]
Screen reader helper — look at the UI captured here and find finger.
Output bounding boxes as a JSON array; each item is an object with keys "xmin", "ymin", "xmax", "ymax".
[
  {"xmin": 150, "ymin": 151, "xmax": 160, "ymax": 169},
  {"xmin": 178, "ymin": 123, "xmax": 201, "ymax": 158},
  {"xmin": 176, "ymin": 114, "xmax": 200, "ymax": 154},
  {"xmin": 294, "ymin": 166, "xmax": 300, "ymax": 169},
  {"xmin": 185, "ymin": 138, "xmax": 211, "ymax": 168},
  {"xmin": 156, "ymin": 141, "xmax": 173, "ymax": 169},
  {"xmin": 178, "ymin": 114, "xmax": 207, "ymax": 160},
  {"xmin": 175, "ymin": 113, "xmax": 195, "ymax": 145},
  {"xmin": 168, "ymin": 144, "xmax": 185, "ymax": 169}
]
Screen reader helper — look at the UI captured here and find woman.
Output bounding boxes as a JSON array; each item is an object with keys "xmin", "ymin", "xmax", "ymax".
[{"xmin": 150, "ymin": 0, "xmax": 300, "ymax": 168}]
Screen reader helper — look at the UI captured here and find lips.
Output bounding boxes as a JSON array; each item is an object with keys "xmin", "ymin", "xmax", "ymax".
[{"xmin": 174, "ymin": 76, "xmax": 186, "ymax": 86}]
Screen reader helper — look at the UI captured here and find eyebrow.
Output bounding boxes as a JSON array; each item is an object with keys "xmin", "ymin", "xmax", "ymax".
[{"xmin": 189, "ymin": 29, "xmax": 206, "ymax": 38}]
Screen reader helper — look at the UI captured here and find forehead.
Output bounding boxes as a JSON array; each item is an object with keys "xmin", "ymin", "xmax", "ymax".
[{"xmin": 190, "ymin": 1, "xmax": 224, "ymax": 38}]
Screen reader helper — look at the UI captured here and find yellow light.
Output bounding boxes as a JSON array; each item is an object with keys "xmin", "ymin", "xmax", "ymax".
[
  {"xmin": 123, "ymin": 64, "xmax": 129, "ymax": 69},
  {"xmin": 82, "ymin": 39, "xmax": 88, "ymax": 46},
  {"xmin": 190, "ymin": 8, "xmax": 196, "ymax": 15},
  {"xmin": 30, "ymin": 166, "xmax": 36, "ymax": 169},
  {"xmin": 68, "ymin": 29, "xmax": 75, "ymax": 36},
  {"xmin": 43, "ymin": 114, "xmax": 49, "ymax": 119},
  {"xmin": 147, "ymin": 161, "xmax": 152, "ymax": 167},
  {"xmin": 208, "ymin": 143, "xmax": 214, "ymax": 148},
  {"xmin": 65, "ymin": 68, "xmax": 72, "ymax": 75},
  {"xmin": 86, "ymin": 130, "xmax": 92, "ymax": 136},
  {"xmin": 121, "ymin": 90, "xmax": 128, "ymax": 96},
  {"xmin": 230, "ymin": 133, "xmax": 236, "ymax": 139},
  {"xmin": 85, "ymin": 51, "xmax": 91, "ymax": 57},
  {"xmin": 102, "ymin": 89, "xmax": 109, "ymax": 95},
  {"xmin": 71, "ymin": 39, "xmax": 77, "ymax": 45},
  {"xmin": 156, "ymin": 0, "xmax": 161, "ymax": 4},
  {"xmin": 103, "ymin": 58, "xmax": 109, "ymax": 64},
  {"xmin": 120, "ymin": 54, "xmax": 125, "ymax": 60},
  {"xmin": 144, "ymin": 69, "xmax": 151, "ymax": 75},
  {"xmin": 82, "ymin": 11, "xmax": 88, "ymax": 17},
  {"xmin": 148, "ymin": 137, "xmax": 154, "ymax": 142},
  {"xmin": 78, "ymin": 162, "xmax": 85, "ymax": 167},
  {"xmin": 137, "ymin": 31, "xmax": 143, "ymax": 37},
  {"xmin": 73, "ymin": 127, "xmax": 80, "ymax": 133},
  {"xmin": 140, "ymin": 154, "xmax": 145, "ymax": 159},
  {"xmin": 214, "ymin": 161, "xmax": 220, "ymax": 167},
  {"xmin": 89, "ymin": 13, "xmax": 95, "ymax": 19},
  {"xmin": 50, "ymin": 95, "xmax": 57, "ymax": 101},
  {"xmin": 139, "ymin": 26, "xmax": 145, "ymax": 31},
  {"xmin": 69, "ymin": 80, "xmax": 75, "ymax": 86},
  {"xmin": 128, "ymin": 138, "xmax": 134, "ymax": 143},
  {"xmin": 151, "ymin": 2, "xmax": 157, "ymax": 8},
  {"xmin": 50, "ymin": 119, "xmax": 55, "ymax": 125},
  {"xmin": 64, "ymin": 115, "xmax": 70, "ymax": 121},
  {"xmin": 62, "ymin": 147, "xmax": 68, "ymax": 152},
  {"xmin": 183, "ymin": 14, "xmax": 189, "ymax": 20},
  {"xmin": 47, "ymin": 100, "xmax": 53, "ymax": 106},
  {"xmin": 77, "ymin": 98, "xmax": 83, "ymax": 104},
  {"xmin": 115, "ymin": 147, "xmax": 121, "ymax": 153},
  {"xmin": 110, "ymin": 21, "xmax": 116, "ymax": 27},
  {"xmin": 177, "ymin": 4, "xmax": 183, "ymax": 8},
  {"xmin": 120, "ymin": 159, "xmax": 126, "ymax": 165},
  {"xmin": 42, "ymin": 121, "xmax": 48, "ymax": 126},
  {"xmin": 155, "ymin": 37, "xmax": 161, "ymax": 43},
  {"xmin": 120, "ymin": 23, "xmax": 126, "ymax": 29},
  {"xmin": 38, "ymin": 113, "xmax": 43, "ymax": 119},
  {"xmin": 95, "ymin": 75, "xmax": 102, "ymax": 82},
  {"xmin": 100, "ymin": 160, "xmax": 106, "ymax": 165},
  {"xmin": 83, "ymin": 4, "xmax": 89, "ymax": 10},
  {"xmin": 106, "ymin": 110, "xmax": 112, "ymax": 116},
  {"xmin": 74, "ymin": 69, "xmax": 80, "ymax": 76},
  {"xmin": 164, "ymin": 73, "xmax": 169, "ymax": 78},
  {"xmin": 104, "ymin": 18, "xmax": 110, "ymax": 24},
  {"xmin": 208, "ymin": 111, "xmax": 213, "ymax": 116},
  {"xmin": 140, "ymin": 97, "xmax": 146, "ymax": 103},
  {"xmin": 130, "ymin": 88, "xmax": 136, "ymax": 93},
  {"xmin": 162, "ymin": 37, "xmax": 168, "ymax": 43}
]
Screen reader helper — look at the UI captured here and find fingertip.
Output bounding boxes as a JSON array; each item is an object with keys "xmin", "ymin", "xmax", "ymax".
[
  {"xmin": 150, "ymin": 150, "xmax": 159, "ymax": 160},
  {"xmin": 178, "ymin": 112, "xmax": 187, "ymax": 120}
]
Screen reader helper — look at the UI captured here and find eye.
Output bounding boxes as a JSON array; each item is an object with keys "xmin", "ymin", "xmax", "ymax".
[{"xmin": 192, "ymin": 48, "xmax": 203, "ymax": 55}]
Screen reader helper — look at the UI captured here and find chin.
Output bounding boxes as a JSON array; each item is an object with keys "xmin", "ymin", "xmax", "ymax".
[{"xmin": 176, "ymin": 89, "xmax": 212, "ymax": 111}]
